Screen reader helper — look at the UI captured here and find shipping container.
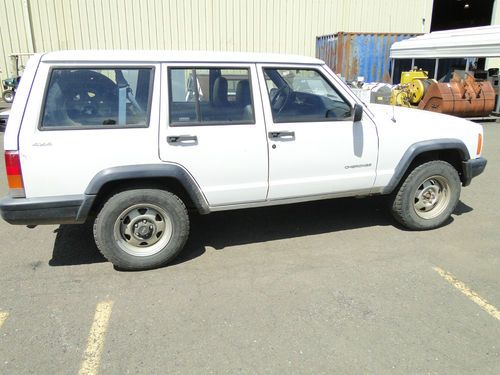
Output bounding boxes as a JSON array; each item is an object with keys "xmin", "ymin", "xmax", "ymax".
[{"xmin": 316, "ymin": 32, "xmax": 420, "ymax": 83}]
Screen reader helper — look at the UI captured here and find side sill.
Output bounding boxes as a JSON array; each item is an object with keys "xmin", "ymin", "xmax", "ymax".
[{"xmin": 208, "ymin": 188, "xmax": 374, "ymax": 212}]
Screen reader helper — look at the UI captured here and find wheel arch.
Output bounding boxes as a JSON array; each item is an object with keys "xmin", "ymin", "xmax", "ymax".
[
  {"xmin": 382, "ymin": 139, "xmax": 470, "ymax": 194},
  {"xmin": 84, "ymin": 164, "xmax": 210, "ymax": 216}
]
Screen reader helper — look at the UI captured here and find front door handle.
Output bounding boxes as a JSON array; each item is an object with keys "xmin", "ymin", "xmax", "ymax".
[
  {"xmin": 167, "ymin": 135, "xmax": 198, "ymax": 144},
  {"xmin": 268, "ymin": 131, "xmax": 295, "ymax": 140}
]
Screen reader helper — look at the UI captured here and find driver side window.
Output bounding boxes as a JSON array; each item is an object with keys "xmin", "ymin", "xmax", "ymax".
[
  {"xmin": 263, "ymin": 68, "xmax": 352, "ymax": 123},
  {"xmin": 41, "ymin": 67, "xmax": 153, "ymax": 129}
]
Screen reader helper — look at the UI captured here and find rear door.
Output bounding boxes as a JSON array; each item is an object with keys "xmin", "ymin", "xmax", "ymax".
[
  {"xmin": 159, "ymin": 63, "xmax": 268, "ymax": 206},
  {"xmin": 257, "ymin": 64, "xmax": 378, "ymax": 200}
]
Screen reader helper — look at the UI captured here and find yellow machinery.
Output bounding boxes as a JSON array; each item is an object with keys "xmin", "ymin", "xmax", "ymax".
[
  {"xmin": 390, "ymin": 69, "xmax": 436, "ymax": 107},
  {"xmin": 390, "ymin": 69, "xmax": 496, "ymax": 117}
]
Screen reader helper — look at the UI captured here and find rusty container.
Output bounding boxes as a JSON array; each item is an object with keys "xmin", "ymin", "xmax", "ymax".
[
  {"xmin": 316, "ymin": 32, "xmax": 419, "ymax": 83},
  {"xmin": 418, "ymin": 73, "xmax": 496, "ymax": 117}
]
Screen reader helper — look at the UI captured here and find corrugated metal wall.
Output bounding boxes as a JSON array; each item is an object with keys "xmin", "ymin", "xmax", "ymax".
[
  {"xmin": 0, "ymin": 0, "xmax": 433, "ymax": 85},
  {"xmin": 316, "ymin": 32, "xmax": 420, "ymax": 83},
  {"xmin": 0, "ymin": 0, "xmax": 34, "ymax": 80}
]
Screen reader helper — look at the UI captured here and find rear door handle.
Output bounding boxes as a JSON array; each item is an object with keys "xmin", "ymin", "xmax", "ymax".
[
  {"xmin": 268, "ymin": 131, "xmax": 295, "ymax": 140},
  {"xmin": 167, "ymin": 135, "xmax": 198, "ymax": 144}
]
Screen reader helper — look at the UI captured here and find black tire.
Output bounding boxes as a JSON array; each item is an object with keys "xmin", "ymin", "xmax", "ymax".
[
  {"xmin": 391, "ymin": 160, "xmax": 461, "ymax": 230},
  {"xmin": 2, "ymin": 90, "xmax": 14, "ymax": 103},
  {"xmin": 93, "ymin": 189, "xmax": 189, "ymax": 270}
]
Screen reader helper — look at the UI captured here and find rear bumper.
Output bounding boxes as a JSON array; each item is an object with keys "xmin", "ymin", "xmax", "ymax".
[
  {"xmin": 0, "ymin": 194, "xmax": 95, "ymax": 225},
  {"xmin": 462, "ymin": 157, "xmax": 487, "ymax": 187}
]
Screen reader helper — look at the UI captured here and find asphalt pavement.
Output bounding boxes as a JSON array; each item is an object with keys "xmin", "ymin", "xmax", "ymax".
[
  {"xmin": 0, "ymin": 124, "xmax": 499, "ymax": 374},
  {"xmin": 0, "ymin": 101, "xmax": 10, "ymax": 111}
]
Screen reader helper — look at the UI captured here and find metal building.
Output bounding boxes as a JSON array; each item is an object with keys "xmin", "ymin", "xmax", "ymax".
[{"xmin": 0, "ymin": 0, "xmax": 433, "ymax": 85}]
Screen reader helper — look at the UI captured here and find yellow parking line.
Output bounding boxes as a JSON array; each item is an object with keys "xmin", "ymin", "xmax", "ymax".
[
  {"xmin": 434, "ymin": 267, "xmax": 500, "ymax": 321},
  {"xmin": 0, "ymin": 311, "xmax": 8, "ymax": 328},
  {"xmin": 78, "ymin": 301, "xmax": 114, "ymax": 375}
]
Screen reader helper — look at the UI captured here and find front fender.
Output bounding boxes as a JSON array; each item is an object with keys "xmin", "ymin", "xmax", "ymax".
[{"xmin": 381, "ymin": 139, "xmax": 470, "ymax": 194}]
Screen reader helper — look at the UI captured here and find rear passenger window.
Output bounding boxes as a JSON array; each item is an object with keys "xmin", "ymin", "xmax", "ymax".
[
  {"xmin": 41, "ymin": 67, "xmax": 153, "ymax": 128},
  {"xmin": 169, "ymin": 68, "xmax": 254, "ymax": 125}
]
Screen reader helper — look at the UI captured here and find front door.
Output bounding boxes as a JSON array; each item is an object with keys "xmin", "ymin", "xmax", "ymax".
[
  {"xmin": 257, "ymin": 65, "xmax": 378, "ymax": 200},
  {"xmin": 159, "ymin": 63, "xmax": 268, "ymax": 206}
]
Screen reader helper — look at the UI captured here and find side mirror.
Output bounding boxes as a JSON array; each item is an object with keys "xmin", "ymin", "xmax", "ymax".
[{"xmin": 353, "ymin": 103, "xmax": 363, "ymax": 122}]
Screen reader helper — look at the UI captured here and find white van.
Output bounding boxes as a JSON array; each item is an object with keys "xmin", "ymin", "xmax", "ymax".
[{"xmin": 0, "ymin": 51, "xmax": 486, "ymax": 270}]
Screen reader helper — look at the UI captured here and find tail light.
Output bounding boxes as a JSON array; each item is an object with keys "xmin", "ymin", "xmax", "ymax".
[{"xmin": 5, "ymin": 151, "xmax": 25, "ymax": 197}]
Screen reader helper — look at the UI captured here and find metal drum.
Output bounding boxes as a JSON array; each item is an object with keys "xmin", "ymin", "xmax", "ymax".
[{"xmin": 418, "ymin": 73, "xmax": 496, "ymax": 117}]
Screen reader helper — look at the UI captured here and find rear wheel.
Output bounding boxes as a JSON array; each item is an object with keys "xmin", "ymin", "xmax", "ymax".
[
  {"xmin": 94, "ymin": 189, "xmax": 189, "ymax": 270},
  {"xmin": 391, "ymin": 160, "xmax": 461, "ymax": 230}
]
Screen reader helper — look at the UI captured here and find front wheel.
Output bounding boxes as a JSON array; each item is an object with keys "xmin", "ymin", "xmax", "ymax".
[
  {"xmin": 391, "ymin": 160, "xmax": 461, "ymax": 230},
  {"xmin": 93, "ymin": 189, "xmax": 189, "ymax": 270}
]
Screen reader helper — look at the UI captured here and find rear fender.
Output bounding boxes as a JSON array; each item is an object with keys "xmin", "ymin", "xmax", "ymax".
[{"xmin": 85, "ymin": 163, "xmax": 210, "ymax": 214}]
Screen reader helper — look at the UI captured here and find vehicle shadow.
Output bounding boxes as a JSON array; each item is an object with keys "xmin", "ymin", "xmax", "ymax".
[
  {"xmin": 187, "ymin": 196, "xmax": 393, "ymax": 251},
  {"xmin": 49, "ymin": 223, "xmax": 106, "ymax": 266},
  {"xmin": 49, "ymin": 197, "xmax": 473, "ymax": 268},
  {"xmin": 453, "ymin": 200, "xmax": 473, "ymax": 215},
  {"xmin": 49, "ymin": 219, "xmax": 208, "ymax": 267},
  {"xmin": 49, "ymin": 196, "xmax": 390, "ymax": 267}
]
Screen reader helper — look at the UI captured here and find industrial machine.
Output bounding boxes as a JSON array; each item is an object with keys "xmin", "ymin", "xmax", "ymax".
[
  {"xmin": 1, "ymin": 53, "xmax": 33, "ymax": 103},
  {"xmin": 419, "ymin": 72, "xmax": 496, "ymax": 117},
  {"xmin": 390, "ymin": 69, "xmax": 496, "ymax": 117},
  {"xmin": 2, "ymin": 76, "xmax": 20, "ymax": 103},
  {"xmin": 390, "ymin": 69, "xmax": 435, "ymax": 107}
]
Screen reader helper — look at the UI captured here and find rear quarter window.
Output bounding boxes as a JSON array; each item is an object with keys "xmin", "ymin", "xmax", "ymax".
[{"xmin": 40, "ymin": 67, "xmax": 153, "ymax": 129}]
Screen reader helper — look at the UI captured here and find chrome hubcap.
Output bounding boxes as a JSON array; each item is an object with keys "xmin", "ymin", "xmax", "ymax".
[
  {"xmin": 413, "ymin": 176, "xmax": 450, "ymax": 219},
  {"xmin": 114, "ymin": 204, "xmax": 172, "ymax": 256}
]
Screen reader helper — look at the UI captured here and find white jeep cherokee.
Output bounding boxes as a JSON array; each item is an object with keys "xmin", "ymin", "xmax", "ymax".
[{"xmin": 0, "ymin": 51, "xmax": 487, "ymax": 270}]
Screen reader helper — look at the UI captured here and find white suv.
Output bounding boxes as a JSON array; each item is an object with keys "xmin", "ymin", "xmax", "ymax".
[{"xmin": 0, "ymin": 51, "xmax": 487, "ymax": 270}]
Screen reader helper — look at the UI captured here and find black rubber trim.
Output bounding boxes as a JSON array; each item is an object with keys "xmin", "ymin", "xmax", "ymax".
[
  {"xmin": 76, "ymin": 195, "xmax": 98, "ymax": 222},
  {"xmin": 382, "ymin": 139, "xmax": 470, "ymax": 194},
  {"xmin": 85, "ymin": 163, "xmax": 210, "ymax": 214},
  {"xmin": 462, "ymin": 157, "xmax": 487, "ymax": 187},
  {"xmin": 0, "ymin": 194, "xmax": 94, "ymax": 225}
]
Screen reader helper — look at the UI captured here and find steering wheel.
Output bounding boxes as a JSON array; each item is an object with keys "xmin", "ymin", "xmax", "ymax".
[
  {"xmin": 270, "ymin": 86, "xmax": 292, "ymax": 114},
  {"xmin": 59, "ymin": 70, "xmax": 118, "ymax": 124}
]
